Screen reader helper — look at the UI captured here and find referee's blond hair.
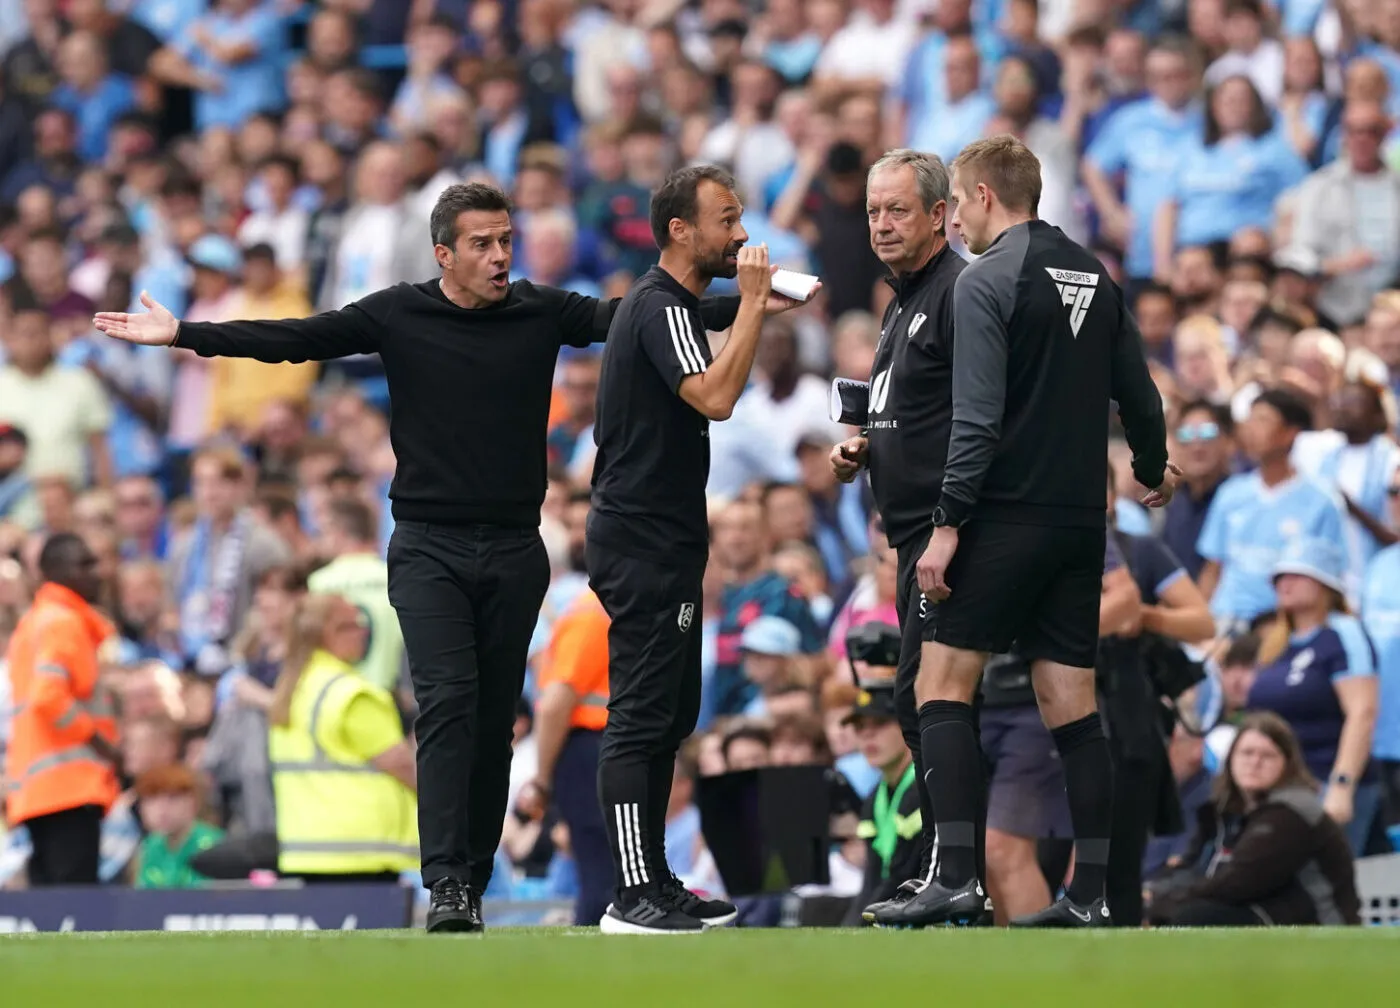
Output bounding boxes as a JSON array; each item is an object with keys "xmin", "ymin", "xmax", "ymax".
[{"xmin": 951, "ymin": 135, "xmax": 1042, "ymax": 216}]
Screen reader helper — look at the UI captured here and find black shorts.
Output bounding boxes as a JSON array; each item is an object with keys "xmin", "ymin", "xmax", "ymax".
[
  {"xmin": 585, "ymin": 541, "xmax": 705, "ymax": 757},
  {"xmin": 929, "ymin": 520, "xmax": 1105, "ymax": 670}
]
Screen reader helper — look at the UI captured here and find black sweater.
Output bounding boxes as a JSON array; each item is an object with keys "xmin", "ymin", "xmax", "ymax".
[{"xmin": 177, "ymin": 279, "xmax": 741, "ymax": 527}]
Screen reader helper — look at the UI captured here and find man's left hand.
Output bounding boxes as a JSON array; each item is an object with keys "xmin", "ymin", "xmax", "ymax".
[
  {"xmin": 1140, "ymin": 461, "xmax": 1183, "ymax": 508},
  {"xmin": 916, "ymin": 526, "xmax": 959, "ymax": 601},
  {"xmin": 763, "ymin": 266, "xmax": 820, "ymax": 315}
]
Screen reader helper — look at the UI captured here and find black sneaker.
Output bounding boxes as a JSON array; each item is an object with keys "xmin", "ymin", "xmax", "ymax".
[
  {"xmin": 426, "ymin": 878, "xmax": 483, "ymax": 933},
  {"xmin": 661, "ymin": 875, "xmax": 738, "ymax": 928},
  {"xmin": 871, "ymin": 877, "xmax": 986, "ymax": 928},
  {"xmin": 861, "ymin": 877, "xmax": 927, "ymax": 923},
  {"xmin": 600, "ymin": 894, "xmax": 706, "ymax": 935},
  {"xmin": 1010, "ymin": 896, "xmax": 1112, "ymax": 928}
]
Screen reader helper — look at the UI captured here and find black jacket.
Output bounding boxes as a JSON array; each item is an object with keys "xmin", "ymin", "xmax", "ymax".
[
  {"xmin": 864, "ymin": 243, "xmax": 964, "ymax": 549},
  {"xmin": 1149, "ymin": 786, "xmax": 1360, "ymax": 926}
]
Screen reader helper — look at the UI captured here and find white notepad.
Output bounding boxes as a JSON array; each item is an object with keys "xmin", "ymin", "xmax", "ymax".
[{"xmin": 771, "ymin": 268, "xmax": 820, "ymax": 302}]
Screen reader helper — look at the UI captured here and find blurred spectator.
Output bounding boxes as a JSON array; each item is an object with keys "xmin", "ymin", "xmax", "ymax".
[
  {"xmin": 1163, "ymin": 399, "xmax": 1237, "ymax": 579},
  {"xmin": 0, "ymin": 422, "xmax": 37, "ymax": 528},
  {"xmin": 1288, "ymin": 100, "xmax": 1400, "ymax": 328},
  {"xmin": 709, "ymin": 499, "xmax": 822, "ymax": 719},
  {"xmin": 49, "ymin": 29, "xmax": 134, "ymax": 165},
  {"xmin": 737, "ymin": 615, "xmax": 804, "ymax": 718},
  {"xmin": 237, "ymin": 156, "xmax": 310, "ymax": 275},
  {"xmin": 828, "ymin": 529, "xmax": 898, "ymax": 669},
  {"xmin": 1147, "ymin": 712, "xmax": 1360, "ymax": 926},
  {"xmin": 0, "ymin": 306, "xmax": 113, "ymax": 489},
  {"xmin": 132, "ymin": 763, "xmax": 223, "ymax": 889},
  {"xmin": 1204, "ymin": 0, "xmax": 1283, "ymax": 104},
  {"xmin": 1198, "ymin": 388, "xmax": 1344, "ymax": 627},
  {"xmin": 1248, "ymin": 538, "xmax": 1379, "ymax": 852},
  {"xmin": 307, "ymin": 498, "xmax": 402, "ymax": 694},
  {"xmin": 721, "ymin": 721, "xmax": 772, "ymax": 771},
  {"xmin": 169, "ymin": 446, "xmax": 290, "ymax": 678}
]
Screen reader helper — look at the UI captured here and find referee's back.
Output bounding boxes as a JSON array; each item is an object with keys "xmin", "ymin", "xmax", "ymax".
[{"xmin": 943, "ymin": 219, "xmax": 1166, "ymax": 528}]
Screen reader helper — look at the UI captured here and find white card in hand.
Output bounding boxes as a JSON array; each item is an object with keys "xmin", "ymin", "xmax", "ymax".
[{"xmin": 771, "ymin": 268, "xmax": 820, "ymax": 302}]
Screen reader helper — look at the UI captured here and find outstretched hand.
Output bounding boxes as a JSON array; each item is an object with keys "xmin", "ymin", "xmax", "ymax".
[
  {"xmin": 93, "ymin": 291, "xmax": 179, "ymax": 347},
  {"xmin": 764, "ymin": 264, "xmax": 821, "ymax": 315}
]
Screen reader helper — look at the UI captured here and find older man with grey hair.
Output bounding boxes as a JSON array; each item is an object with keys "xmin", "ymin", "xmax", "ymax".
[{"xmin": 827, "ymin": 148, "xmax": 978, "ymax": 924}]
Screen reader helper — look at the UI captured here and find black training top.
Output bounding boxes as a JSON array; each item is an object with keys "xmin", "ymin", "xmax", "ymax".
[
  {"xmin": 589, "ymin": 266, "xmax": 720, "ymax": 563},
  {"xmin": 936, "ymin": 220, "xmax": 1168, "ymax": 530},
  {"xmin": 865, "ymin": 243, "xmax": 965, "ymax": 550},
  {"xmin": 176, "ymin": 278, "xmax": 740, "ymax": 528}
]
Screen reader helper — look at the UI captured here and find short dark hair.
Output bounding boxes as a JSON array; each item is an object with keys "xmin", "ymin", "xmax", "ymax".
[
  {"xmin": 1252, "ymin": 387, "xmax": 1313, "ymax": 431},
  {"xmin": 243, "ymin": 242, "xmax": 276, "ymax": 263},
  {"xmin": 430, "ymin": 182, "xmax": 513, "ymax": 248},
  {"xmin": 648, "ymin": 164, "xmax": 738, "ymax": 249},
  {"xmin": 258, "ymin": 154, "xmax": 300, "ymax": 179},
  {"xmin": 1133, "ymin": 282, "xmax": 1175, "ymax": 310},
  {"xmin": 38, "ymin": 532, "xmax": 89, "ymax": 582},
  {"xmin": 720, "ymin": 723, "xmax": 772, "ymax": 764},
  {"xmin": 325, "ymin": 497, "xmax": 378, "ymax": 545},
  {"xmin": 1177, "ymin": 397, "xmax": 1235, "ymax": 436}
]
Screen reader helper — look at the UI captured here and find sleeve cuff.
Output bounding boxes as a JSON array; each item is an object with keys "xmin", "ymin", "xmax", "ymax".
[
  {"xmin": 938, "ymin": 496, "xmax": 972, "ymax": 528},
  {"xmin": 1133, "ymin": 458, "xmax": 1167, "ymax": 490}
]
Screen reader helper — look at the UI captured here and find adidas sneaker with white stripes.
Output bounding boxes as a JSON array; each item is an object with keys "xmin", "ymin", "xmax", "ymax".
[{"xmin": 600, "ymin": 896, "xmax": 706, "ymax": 935}]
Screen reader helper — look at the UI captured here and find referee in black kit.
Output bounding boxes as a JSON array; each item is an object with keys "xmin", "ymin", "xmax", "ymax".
[
  {"xmin": 94, "ymin": 182, "xmax": 747, "ymax": 933},
  {"xmin": 888, "ymin": 135, "xmax": 1180, "ymax": 928},
  {"xmin": 826, "ymin": 149, "xmax": 970, "ymax": 921},
  {"xmin": 587, "ymin": 164, "xmax": 816, "ymax": 934}
]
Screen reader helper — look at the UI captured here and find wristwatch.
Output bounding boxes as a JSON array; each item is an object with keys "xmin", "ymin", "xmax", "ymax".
[
  {"xmin": 932, "ymin": 506, "xmax": 962, "ymax": 529},
  {"xmin": 1330, "ymin": 772, "xmax": 1354, "ymax": 788}
]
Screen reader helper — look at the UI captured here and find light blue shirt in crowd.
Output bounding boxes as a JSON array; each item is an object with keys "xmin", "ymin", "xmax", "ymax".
[
  {"xmin": 1363, "ymin": 544, "xmax": 1400, "ymax": 760},
  {"xmin": 910, "ymin": 90, "xmax": 997, "ymax": 167},
  {"xmin": 1197, "ymin": 471, "xmax": 1346, "ymax": 623},
  {"xmin": 1170, "ymin": 132, "xmax": 1308, "ymax": 249},
  {"xmin": 134, "ymin": 0, "xmax": 207, "ymax": 42},
  {"xmin": 1280, "ymin": 0, "xmax": 1329, "ymax": 36},
  {"xmin": 177, "ymin": 3, "xmax": 287, "ymax": 131},
  {"xmin": 896, "ymin": 30, "xmax": 1003, "ymax": 143},
  {"xmin": 51, "ymin": 76, "xmax": 137, "ymax": 164},
  {"xmin": 1086, "ymin": 99, "xmax": 1204, "ymax": 278}
]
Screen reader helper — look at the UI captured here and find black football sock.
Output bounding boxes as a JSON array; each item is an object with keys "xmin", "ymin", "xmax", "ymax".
[
  {"xmin": 1051, "ymin": 712, "xmax": 1113, "ymax": 905},
  {"xmin": 918, "ymin": 700, "xmax": 984, "ymax": 889},
  {"xmin": 597, "ymin": 751, "xmax": 655, "ymax": 908}
]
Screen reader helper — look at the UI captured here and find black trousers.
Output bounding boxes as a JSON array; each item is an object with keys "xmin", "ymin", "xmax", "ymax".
[
  {"xmin": 586, "ymin": 541, "xmax": 705, "ymax": 901},
  {"xmin": 25, "ymin": 804, "xmax": 103, "ymax": 886},
  {"xmin": 387, "ymin": 521, "xmax": 549, "ymax": 891},
  {"xmin": 1106, "ymin": 755, "xmax": 1161, "ymax": 927},
  {"xmin": 553, "ymin": 728, "xmax": 614, "ymax": 924}
]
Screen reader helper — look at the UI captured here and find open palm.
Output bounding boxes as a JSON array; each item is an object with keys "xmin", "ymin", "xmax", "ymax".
[{"xmin": 93, "ymin": 291, "xmax": 179, "ymax": 346}]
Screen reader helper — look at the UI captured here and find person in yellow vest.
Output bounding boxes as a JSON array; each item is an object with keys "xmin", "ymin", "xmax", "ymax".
[
  {"xmin": 307, "ymin": 497, "xmax": 404, "ymax": 697},
  {"xmin": 4, "ymin": 532, "xmax": 120, "ymax": 885},
  {"xmin": 520, "ymin": 587, "xmax": 613, "ymax": 925},
  {"xmin": 267, "ymin": 592, "xmax": 418, "ymax": 886}
]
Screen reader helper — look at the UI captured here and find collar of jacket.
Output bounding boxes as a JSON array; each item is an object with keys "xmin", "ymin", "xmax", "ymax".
[
  {"xmin": 34, "ymin": 581, "xmax": 114, "ymax": 646},
  {"xmin": 882, "ymin": 241, "xmax": 953, "ymax": 304}
]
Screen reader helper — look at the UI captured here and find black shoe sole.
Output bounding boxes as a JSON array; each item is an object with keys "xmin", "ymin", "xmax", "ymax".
[
  {"xmin": 426, "ymin": 912, "xmax": 484, "ymax": 934},
  {"xmin": 872, "ymin": 909, "xmax": 984, "ymax": 930}
]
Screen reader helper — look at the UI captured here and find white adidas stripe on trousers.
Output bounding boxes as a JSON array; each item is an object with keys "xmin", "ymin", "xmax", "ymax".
[{"xmin": 613, "ymin": 802, "xmax": 650, "ymax": 888}]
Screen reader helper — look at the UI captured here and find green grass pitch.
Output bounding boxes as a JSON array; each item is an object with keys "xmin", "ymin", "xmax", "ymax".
[{"xmin": 2, "ymin": 928, "xmax": 1397, "ymax": 1007}]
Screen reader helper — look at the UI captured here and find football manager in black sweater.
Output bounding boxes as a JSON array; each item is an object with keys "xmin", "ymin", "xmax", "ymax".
[
  {"xmin": 890, "ymin": 136, "xmax": 1181, "ymax": 929},
  {"xmin": 93, "ymin": 182, "xmax": 807, "ymax": 932}
]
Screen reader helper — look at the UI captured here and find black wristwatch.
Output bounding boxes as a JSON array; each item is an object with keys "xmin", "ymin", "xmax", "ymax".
[{"xmin": 932, "ymin": 506, "xmax": 961, "ymax": 529}]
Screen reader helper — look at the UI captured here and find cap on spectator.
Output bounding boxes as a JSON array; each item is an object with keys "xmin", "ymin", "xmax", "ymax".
[
  {"xmin": 841, "ymin": 684, "xmax": 898, "ymax": 725},
  {"xmin": 1272, "ymin": 536, "xmax": 1346, "ymax": 595},
  {"xmin": 740, "ymin": 615, "xmax": 802, "ymax": 657},
  {"xmin": 187, "ymin": 234, "xmax": 242, "ymax": 276},
  {"xmin": 0, "ymin": 423, "xmax": 28, "ymax": 447},
  {"xmin": 795, "ymin": 430, "xmax": 833, "ymax": 456},
  {"xmin": 1273, "ymin": 246, "xmax": 1321, "ymax": 279},
  {"xmin": 134, "ymin": 763, "xmax": 200, "ymax": 800}
]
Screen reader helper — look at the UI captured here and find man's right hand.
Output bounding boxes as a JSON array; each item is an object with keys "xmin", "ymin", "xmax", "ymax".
[
  {"xmin": 93, "ymin": 291, "xmax": 179, "ymax": 346},
  {"xmin": 830, "ymin": 436, "xmax": 868, "ymax": 483},
  {"xmin": 737, "ymin": 243, "xmax": 771, "ymax": 305}
]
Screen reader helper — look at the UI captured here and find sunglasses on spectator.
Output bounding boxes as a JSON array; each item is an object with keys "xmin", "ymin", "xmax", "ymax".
[{"xmin": 1175, "ymin": 422, "xmax": 1219, "ymax": 443}]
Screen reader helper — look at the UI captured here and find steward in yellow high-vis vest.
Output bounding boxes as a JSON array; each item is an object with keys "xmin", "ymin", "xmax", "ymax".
[{"xmin": 269, "ymin": 647, "xmax": 418, "ymax": 877}]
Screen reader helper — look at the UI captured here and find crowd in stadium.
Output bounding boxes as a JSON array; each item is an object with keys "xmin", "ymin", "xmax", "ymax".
[{"xmin": 0, "ymin": 0, "xmax": 1399, "ymax": 927}]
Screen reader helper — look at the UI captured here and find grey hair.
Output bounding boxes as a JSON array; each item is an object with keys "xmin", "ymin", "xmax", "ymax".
[{"xmin": 867, "ymin": 149, "xmax": 951, "ymax": 214}]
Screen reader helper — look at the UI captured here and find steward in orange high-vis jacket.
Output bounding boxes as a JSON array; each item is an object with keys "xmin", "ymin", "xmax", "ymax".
[{"xmin": 5, "ymin": 533, "xmax": 120, "ymax": 885}]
